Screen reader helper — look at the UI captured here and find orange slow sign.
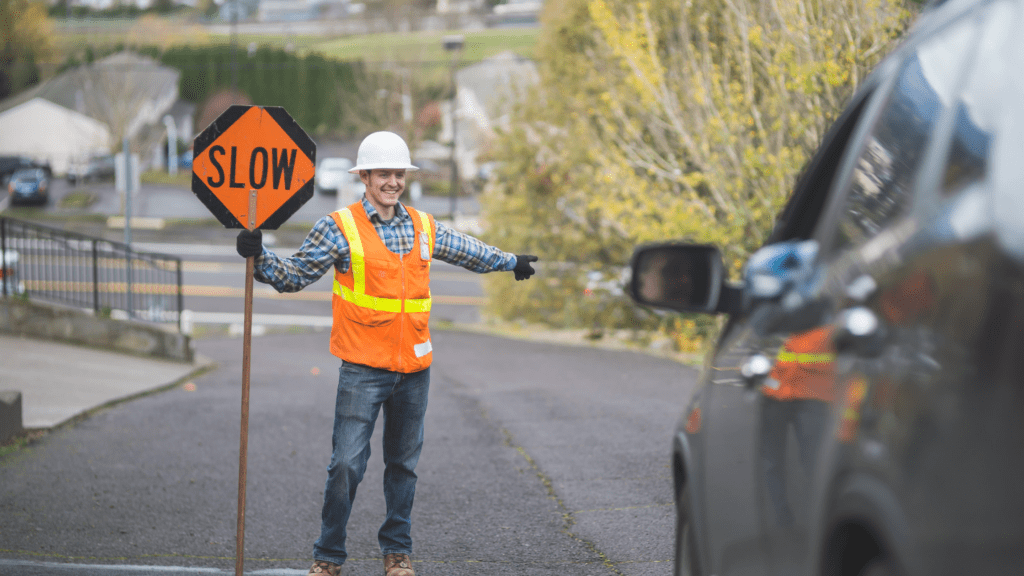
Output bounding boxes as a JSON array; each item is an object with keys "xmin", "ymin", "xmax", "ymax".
[{"xmin": 191, "ymin": 105, "xmax": 316, "ymax": 229}]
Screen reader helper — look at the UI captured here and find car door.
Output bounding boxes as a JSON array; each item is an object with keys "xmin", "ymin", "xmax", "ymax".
[
  {"xmin": 814, "ymin": 3, "xmax": 1023, "ymax": 574},
  {"xmin": 759, "ymin": 8, "xmax": 985, "ymax": 575},
  {"xmin": 697, "ymin": 73, "xmax": 885, "ymax": 576}
]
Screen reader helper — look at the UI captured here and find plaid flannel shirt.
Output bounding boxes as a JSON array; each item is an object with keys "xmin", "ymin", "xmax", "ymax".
[{"xmin": 253, "ymin": 196, "xmax": 517, "ymax": 292}]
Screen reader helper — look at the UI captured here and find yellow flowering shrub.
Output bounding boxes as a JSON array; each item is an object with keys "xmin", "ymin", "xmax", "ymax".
[{"xmin": 482, "ymin": 0, "xmax": 919, "ymax": 346}]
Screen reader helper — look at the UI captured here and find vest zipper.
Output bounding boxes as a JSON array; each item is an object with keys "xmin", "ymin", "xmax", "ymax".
[{"xmin": 398, "ymin": 245, "xmax": 405, "ymax": 372}]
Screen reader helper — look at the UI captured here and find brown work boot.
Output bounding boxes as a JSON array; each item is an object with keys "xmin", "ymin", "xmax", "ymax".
[
  {"xmin": 308, "ymin": 559, "xmax": 341, "ymax": 575},
  {"xmin": 383, "ymin": 553, "xmax": 414, "ymax": 576}
]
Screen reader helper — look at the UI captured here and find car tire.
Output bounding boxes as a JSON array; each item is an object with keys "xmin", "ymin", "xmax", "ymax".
[{"xmin": 675, "ymin": 484, "xmax": 701, "ymax": 576}]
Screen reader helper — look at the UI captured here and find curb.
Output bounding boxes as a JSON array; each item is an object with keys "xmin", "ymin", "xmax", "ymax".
[
  {"xmin": 436, "ymin": 321, "xmax": 705, "ymax": 367},
  {"xmin": 0, "ymin": 353, "xmax": 217, "ymax": 457}
]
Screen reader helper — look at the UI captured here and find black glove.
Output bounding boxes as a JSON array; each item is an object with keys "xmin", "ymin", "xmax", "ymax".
[
  {"xmin": 236, "ymin": 229, "xmax": 263, "ymax": 258},
  {"xmin": 513, "ymin": 255, "xmax": 538, "ymax": 281}
]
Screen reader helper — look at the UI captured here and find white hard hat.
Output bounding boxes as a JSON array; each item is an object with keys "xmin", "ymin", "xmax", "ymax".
[{"xmin": 348, "ymin": 131, "xmax": 419, "ymax": 173}]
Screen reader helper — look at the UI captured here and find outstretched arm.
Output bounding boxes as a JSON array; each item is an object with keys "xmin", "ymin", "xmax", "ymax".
[
  {"xmin": 432, "ymin": 220, "xmax": 537, "ymax": 279},
  {"xmin": 235, "ymin": 215, "xmax": 351, "ymax": 293}
]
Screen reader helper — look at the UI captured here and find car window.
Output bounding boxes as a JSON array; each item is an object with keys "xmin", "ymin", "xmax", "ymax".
[
  {"xmin": 940, "ymin": 101, "xmax": 991, "ymax": 196},
  {"xmin": 990, "ymin": 0, "xmax": 1024, "ymax": 261},
  {"xmin": 766, "ymin": 88, "xmax": 875, "ymax": 245},
  {"xmin": 828, "ymin": 16, "xmax": 979, "ymax": 253},
  {"xmin": 938, "ymin": 1, "xmax": 1015, "ymax": 196},
  {"xmin": 12, "ymin": 169, "xmax": 42, "ymax": 180}
]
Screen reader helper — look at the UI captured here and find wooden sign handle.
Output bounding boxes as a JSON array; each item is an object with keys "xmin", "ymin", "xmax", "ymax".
[{"xmin": 236, "ymin": 189, "xmax": 257, "ymax": 576}]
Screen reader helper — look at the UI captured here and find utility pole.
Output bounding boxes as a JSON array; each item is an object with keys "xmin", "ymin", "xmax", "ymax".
[
  {"xmin": 122, "ymin": 137, "xmax": 133, "ymax": 319},
  {"xmin": 231, "ymin": 0, "xmax": 239, "ymax": 98},
  {"xmin": 442, "ymin": 35, "xmax": 464, "ymax": 220},
  {"xmin": 163, "ymin": 115, "xmax": 178, "ymax": 176}
]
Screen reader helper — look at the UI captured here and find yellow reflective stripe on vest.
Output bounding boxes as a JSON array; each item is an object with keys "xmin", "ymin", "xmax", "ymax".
[
  {"xmin": 404, "ymin": 297, "xmax": 431, "ymax": 313},
  {"xmin": 417, "ymin": 210, "xmax": 433, "ymax": 257},
  {"xmin": 336, "ymin": 208, "xmax": 365, "ymax": 294},
  {"xmin": 415, "ymin": 209, "xmax": 433, "ymax": 288},
  {"xmin": 332, "ymin": 281, "xmax": 432, "ymax": 313},
  {"xmin": 776, "ymin": 351, "xmax": 835, "ymax": 364}
]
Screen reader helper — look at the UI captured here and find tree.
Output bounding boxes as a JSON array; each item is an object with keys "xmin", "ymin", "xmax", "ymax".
[
  {"xmin": 0, "ymin": 0, "xmax": 54, "ymax": 99},
  {"xmin": 582, "ymin": 0, "xmax": 915, "ymax": 263},
  {"xmin": 194, "ymin": 0, "xmax": 219, "ymax": 18},
  {"xmin": 126, "ymin": 15, "xmax": 207, "ymax": 50},
  {"xmin": 152, "ymin": 0, "xmax": 175, "ymax": 14},
  {"xmin": 481, "ymin": 0, "xmax": 918, "ymax": 342}
]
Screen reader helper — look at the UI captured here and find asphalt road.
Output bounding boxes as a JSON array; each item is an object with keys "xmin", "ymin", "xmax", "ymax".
[{"xmin": 0, "ymin": 329, "xmax": 697, "ymax": 575}]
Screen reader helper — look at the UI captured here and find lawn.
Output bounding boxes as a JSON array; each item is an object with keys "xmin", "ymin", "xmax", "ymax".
[
  {"xmin": 305, "ymin": 27, "xmax": 540, "ymax": 65},
  {"xmin": 52, "ymin": 17, "xmax": 540, "ymax": 70}
]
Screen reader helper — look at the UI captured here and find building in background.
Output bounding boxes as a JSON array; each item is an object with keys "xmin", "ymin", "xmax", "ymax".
[
  {"xmin": 446, "ymin": 50, "xmax": 537, "ymax": 183},
  {"xmin": 0, "ymin": 52, "xmax": 190, "ymax": 176},
  {"xmin": 0, "ymin": 98, "xmax": 111, "ymax": 176},
  {"xmin": 436, "ymin": 0, "xmax": 486, "ymax": 13}
]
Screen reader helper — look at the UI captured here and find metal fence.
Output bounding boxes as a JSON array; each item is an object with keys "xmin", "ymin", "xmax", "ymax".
[{"xmin": 0, "ymin": 216, "xmax": 184, "ymax": 332}]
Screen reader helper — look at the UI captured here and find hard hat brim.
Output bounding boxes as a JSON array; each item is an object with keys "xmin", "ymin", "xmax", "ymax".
[{"xmin": 348, "ymin": 163, "xmax": 419, "ymax": 174}]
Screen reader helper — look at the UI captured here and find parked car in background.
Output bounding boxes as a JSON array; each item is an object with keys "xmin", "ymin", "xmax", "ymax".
[
  {"xmin": 7, "ymin": 168, "xmax": 50, "ymax": 206},
  {"xmin": 67, "ymin": 155, "xmax": 115, "ymax": 186},
  {"xmin": 492, "ymin": 0, "xmax": 542, "ymax": 24},
  {"xmin": 628, "ymin": 1, "xmax": 1024, "ymax": 575},
  {"xmin": 1, "ymin": 155, "xmax": 49, "ymax": 186},
  {"xmin": 315, "ymin": 157, "xmax": 360, "ymax": 202}
]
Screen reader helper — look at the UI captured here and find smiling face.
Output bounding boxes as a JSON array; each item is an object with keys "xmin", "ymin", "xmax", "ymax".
[{"xmin": 360, "ymin": 169, "xmax": 405, "ymax": 220}]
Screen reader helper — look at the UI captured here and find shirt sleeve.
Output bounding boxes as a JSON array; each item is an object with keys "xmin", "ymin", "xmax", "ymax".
[
  {"xmin": 253, "ymin": 215, "xmax": 351, "ymax": 293},
  {"xmin": 432, "ymin": 219, "xmax": 517, "ymax": 273}
]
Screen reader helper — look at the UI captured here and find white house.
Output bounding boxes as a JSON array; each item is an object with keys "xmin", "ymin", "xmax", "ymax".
[
  {"xmin": 0, "ymin": 99, "xmax": 111, "ymax": 175},
  {"xmin": 446, "ymin": 51, "xmax": 538, "ymax": 180},
  {"xmin": 436, "ymin": 0, "xmax": 486, "ymax": 14},
  {"xmin": 0, "ymin": 51, "xmax": 182, "ymax": 176}
]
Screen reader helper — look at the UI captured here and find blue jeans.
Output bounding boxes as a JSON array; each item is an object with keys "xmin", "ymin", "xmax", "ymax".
[
  {"xmin": 760, "ymin": 397, "xmax": 828, "ymax": 526},
  {"xmin": 313, "ymin": 362, "xmax": 430, "ymax": 565}
]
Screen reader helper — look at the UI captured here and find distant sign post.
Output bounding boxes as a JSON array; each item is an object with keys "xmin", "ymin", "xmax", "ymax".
[{"xmin": 191, "ymin": 105, "xmax": 315, "ymax": 576}]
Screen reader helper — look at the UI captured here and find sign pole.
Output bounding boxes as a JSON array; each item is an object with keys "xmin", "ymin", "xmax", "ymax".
[
  {"xmin": 236, "ymin": 189, "xmax": 257, "ymax": 576},
  {"xmin": 191, "ymin": 105, "xmax": 315, "ymax": 574}
]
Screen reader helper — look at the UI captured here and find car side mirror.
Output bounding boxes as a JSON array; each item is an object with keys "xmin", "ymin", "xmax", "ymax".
[
  {"xmin": 742, "ymin": 239, "xmax": 828, "ymax": 335},
  {"xmin": 629, "ymin": 244, "xmax": 740, "ymax": 314}
]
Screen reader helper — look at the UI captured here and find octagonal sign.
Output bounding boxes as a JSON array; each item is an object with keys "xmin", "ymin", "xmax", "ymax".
[{"xmin": 192, "ymin": 105, "xmax": 316, "ymax": 229}]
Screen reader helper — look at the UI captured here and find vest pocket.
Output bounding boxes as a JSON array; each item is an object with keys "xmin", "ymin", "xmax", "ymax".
[{"xmin": 408, "ymin": 309, "xmax": 429, "ymax": 334}]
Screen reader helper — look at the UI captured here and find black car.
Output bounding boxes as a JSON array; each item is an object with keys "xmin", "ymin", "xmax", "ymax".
[
  {"xmin": 628, "ymin": 1, "xmax": 1024, "ymax": 575},
  {"xmin": 7, "ymin": 168, "xmax": 50, "ymax": 206},
  {"xmin": 0, "ymin": 155, "xmax": 49, "ymax": 187}
]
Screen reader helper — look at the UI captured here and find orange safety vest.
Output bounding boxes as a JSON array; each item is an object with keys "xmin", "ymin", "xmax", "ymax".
[
  {"xmin": 764, "ymin": 325, "xmax": 836, "ymax": 403},
  {"xmin": 329, "ymin": 202, "xmax": 435, "ymax": 373}
]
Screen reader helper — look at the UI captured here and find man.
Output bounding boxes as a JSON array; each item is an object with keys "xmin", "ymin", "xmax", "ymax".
[
  {"xmin": 759, "ymin": 326, "xmax": 834, "ymax": 527},
  {"xmin": 235, "ymin": 131, "xmax": 538, "ymax": 576}
]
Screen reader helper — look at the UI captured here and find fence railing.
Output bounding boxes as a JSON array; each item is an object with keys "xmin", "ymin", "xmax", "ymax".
[{"xmin": 0, "ymin": 216, "xmax": 184, "ymax": 333}]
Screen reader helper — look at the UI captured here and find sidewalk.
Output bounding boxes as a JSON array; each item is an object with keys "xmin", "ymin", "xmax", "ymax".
[{"xmin": 0, "ymin": 334, "xmax": 212, "ymax": 431}]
